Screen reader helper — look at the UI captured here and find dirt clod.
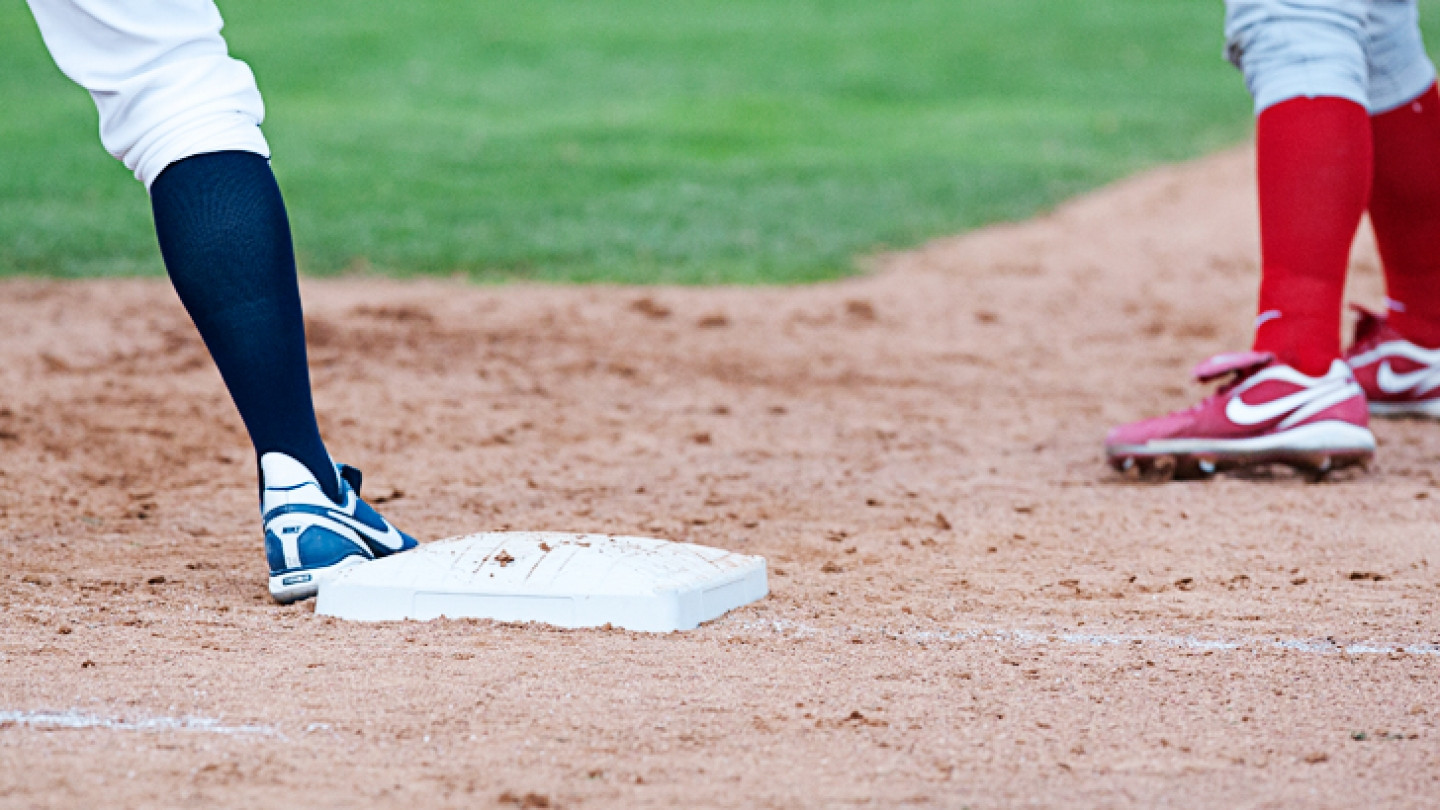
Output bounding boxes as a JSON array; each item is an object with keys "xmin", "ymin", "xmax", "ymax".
[
  {"xmin": 498, "ymin": 791, "xmax": 552, "ymax": 808},
  {"xmin": 629, "ymin": 297, "xmax": 671, "ymax": 319},
  {"xmin": 845, "ymin": 299, "xmax": 877, "ymax": 321}
]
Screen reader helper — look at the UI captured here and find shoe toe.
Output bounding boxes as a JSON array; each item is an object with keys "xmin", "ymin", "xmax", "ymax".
[
  {"xmin": 1106, "ymin": 411, "xmax": 1192, "ymax": 451},
  {"xmin": 1106, "ymin": 417, "xmax": 1159, "ymax": 449},
  {"xmin": 348, "ymin": 496, "xmax": 418, "ymax": 555},
  {"xmin": 1105, "ymin": 421, "xmax": 1142, "ymax": 448}
]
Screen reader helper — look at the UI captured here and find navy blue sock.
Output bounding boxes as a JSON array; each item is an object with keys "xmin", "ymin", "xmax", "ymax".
[{"xmin": 149, "ymin": 151, "xmax": 341, "ymax": 503}]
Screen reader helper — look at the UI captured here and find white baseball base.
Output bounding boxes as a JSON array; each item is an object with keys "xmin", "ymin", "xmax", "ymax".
[{"xmin": 314, "ymin": 532, "xmax": 768, "ymax": 632}]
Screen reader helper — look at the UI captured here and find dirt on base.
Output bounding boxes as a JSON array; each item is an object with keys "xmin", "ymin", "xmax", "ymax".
[{"xmin": 2, "ymin": 147, "xmax": 1438, "ymax": 808}]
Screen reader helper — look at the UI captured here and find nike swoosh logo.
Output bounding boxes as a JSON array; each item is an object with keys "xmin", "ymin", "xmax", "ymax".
[
  {"xmin": 324, "ymin": 509, "xmax": 407, "ymax": 553},
  {"xmin": 1377, "ymin": 361, "xmax": 1440, "ymax": 395},
  {"xmin": 1225, "ymin": 382, "xmax": 1344, "ymax": 426}
]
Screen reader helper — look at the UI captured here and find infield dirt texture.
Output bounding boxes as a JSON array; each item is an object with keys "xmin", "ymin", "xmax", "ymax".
[{"xmin": 3, "ymin": 148, "xmax": 1440, "ymax": 807}]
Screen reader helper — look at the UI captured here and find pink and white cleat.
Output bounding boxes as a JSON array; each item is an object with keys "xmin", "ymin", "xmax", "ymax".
[
  {"xmin": 1345, "ymin": 305, "xmax": 1440, "ymax": 418},
  {"xmin": 1106, "ymin": 351, "xmax": 1375, "ymax": 479}
]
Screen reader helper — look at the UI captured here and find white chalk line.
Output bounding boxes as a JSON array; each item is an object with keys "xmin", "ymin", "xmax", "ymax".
[
  {"xmin": 0, "ymin": 709, "xmax": 282, "ymax": 738},
  {"xmin": 733, "ymin": 619, "xmax": 1440, "ymax": 657}
]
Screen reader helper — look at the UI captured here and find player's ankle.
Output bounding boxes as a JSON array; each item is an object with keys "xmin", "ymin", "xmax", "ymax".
[
  {"xmin": 1250, "ymin": 344, "xmax": 1336, "ymax": 377},
  {"xmin": 1253, "ymin": 317, "xmax": 1340, "ymax": 377},
  {"xmin": 1389, "ymin": 311, "xmax": 1440, "ymax": 349}
]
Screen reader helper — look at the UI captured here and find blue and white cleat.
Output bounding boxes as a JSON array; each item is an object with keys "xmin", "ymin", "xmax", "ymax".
[{"xmin": 261, "ymin": 452, "xmax": 418, "ymax": 604}]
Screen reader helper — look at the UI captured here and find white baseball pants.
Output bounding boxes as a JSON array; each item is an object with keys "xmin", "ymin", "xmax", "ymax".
[
  {"xmin": 1225, "ymin": 0, "xmax": 1437, "ymax": 114},
  {"xmin": 26, "ymin": 0, "xmax": 270, "ymax": 189}
]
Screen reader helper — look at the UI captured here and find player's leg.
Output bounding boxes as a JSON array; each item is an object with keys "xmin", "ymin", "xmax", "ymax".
[
  {"xmin": 148, "ymin": 151, "xmax": 421, "ymax": 604},
  {"xmin": 25, "ymin": 0, "xmax": 417, "ymax": 601},
  {"xmin": 1106, "ymin": 0, "xmax": 1375, "ymax": 477},
  {"xmin": 1237, "ymin": 1, "xmax": 1373, "ymax": 376},
  {"xmin": 1345, "ymin": 0, "xmax": 1440, "ymax": 416},
  {"xmin": 147, "ymin": 151, "xmax": 335, "ymax": 500}
]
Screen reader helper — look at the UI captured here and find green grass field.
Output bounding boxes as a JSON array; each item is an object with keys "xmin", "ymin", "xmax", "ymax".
[{"xmin": 0, "ymin": 0, "xmax": 1356, "ymax": 283}]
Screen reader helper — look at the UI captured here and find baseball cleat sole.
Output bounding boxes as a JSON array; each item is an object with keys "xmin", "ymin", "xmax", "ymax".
[{"xmin": 1369, "ymin": 399, "xmax": 1440, "ymax": 418}]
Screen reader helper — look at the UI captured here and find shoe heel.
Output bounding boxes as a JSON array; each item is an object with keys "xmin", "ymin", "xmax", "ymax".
[{"xmin": 268, "ymin": 556, "xmax": 367, "ymax": 604}]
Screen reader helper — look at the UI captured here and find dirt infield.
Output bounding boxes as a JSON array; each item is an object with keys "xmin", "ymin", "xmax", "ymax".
[{"xmin": 3, "ymin": 147, "xmax": 1439, "ymax": 808}]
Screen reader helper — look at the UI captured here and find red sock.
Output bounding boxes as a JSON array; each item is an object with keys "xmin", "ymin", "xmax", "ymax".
[
  {"xmin": 1370, "ymin": 83, "xmax": 1440, "ymax": 349},
  {"xmin": 1251, "ymin": 96, "xmax": 1372, "ymax": 376}
]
